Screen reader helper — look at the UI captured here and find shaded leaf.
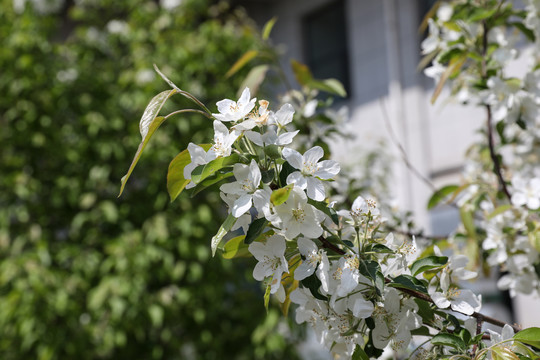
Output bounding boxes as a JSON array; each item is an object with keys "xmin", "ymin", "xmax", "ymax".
[
  {"xmin": 308, "ymin": 198, "xmax": 339, "ymax": 225},
  {"xmin": 309, "ymin": 78, "xmax": 347, "ymax": 97},
  {"xmin": 431, "ymin": 333, "xmax": 466, "ymax": 350},
  {"xmin": 427, "ymin": 184, "xmax": 459, "ymax": 209},
  {"xmin": 389, "ymin": 274, "xmax": 428, "ymax": 294},
  {"xmin": 352, "ymin": 345, "xmax": 369, "ymax": 360},
  {"xmin": 291, "ymin": 59, "xmax": 313, "ymax": 86},
  {"xmin": 245, "ymin": 217, "xmax": 269, "ymax": 245}
]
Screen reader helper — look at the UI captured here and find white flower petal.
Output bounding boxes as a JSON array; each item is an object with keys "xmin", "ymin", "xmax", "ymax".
[
  {"xmin": 232, "ymin": 194, "xmax": 252, "ymax": 218},
  {"xmin": 282, "ymin": 147, "xmax": 303, "ymax": 169}
]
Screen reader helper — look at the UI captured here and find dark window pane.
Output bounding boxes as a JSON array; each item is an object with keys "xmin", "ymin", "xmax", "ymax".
[{"xmin": 303, "ymin": 0, "xmax": 350, "ymax": 96}]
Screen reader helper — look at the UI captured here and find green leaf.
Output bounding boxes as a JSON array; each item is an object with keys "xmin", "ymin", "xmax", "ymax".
[
  {"xmin": 291, "ymin": 59, "xmax": 313, "ymax": 86},
  {"xmin": 488, "ymin": 204, "xmax": 513, "ymax": 219},
  {"xmin": 427, "ymin": 184, "xmax": 459, "ymax": 209},
  {"xmin": 279, "ymin": 161, "xmax": 296, "ymax": 187},
  {"xmin": 211, "ymin": 214, "xmax": 236, "ymax": 257},
  {"xmin": 222, "ymin": 236, "xmax": 250, "ymax": 259},
  {"xmin": 300, "ymin": 273, "xmax": 327, "ymax": 301},
  {"xmin": 187, "ymin": 170, "xmax": 234, "ymax": 198},
  {"xmin": 492, "ymin": 346, "xmax": 521, "ymax": 360},
  {"xmin": 262, "ymin": 17, "xmax": 277, "ymax": 40},
  {"xmin": 410, "ymin": 256, "xmax": 448, "ymax": 277},
  {"xmin": 226, "ymin": 50, "xmax": 258, "ymax": 79},
  {"xmin": 245, "ymin": 217, "xmax": 269, "ymax": 245},
  {"xmin": 367, "ymin": 243, "xmax": 394, "ymax": 254},
  {"xmin": 389, "ymin": 274, "xmax": 428, "ymax": 294},
  {"xmin": 167, "ymin": 144, "xmax": 212, "ymax": 201},
  {"xmin": 411, "ymin": 326, "xmax": 431, "ymax": 336},
  {"xmin": 514, "ymin": 327, "xmax": 540, "ymax": 348},
  {"xmin": 469, "ymin": 6, "xmax": 498, "ymax": 22},
  {"xmin": 309, "ymin": 78, "xmax": 347, "ymax": 97},
  {"xmin": 431, "ymin": 333, "xmax": 466, "ymax": 350},
  {"xmin": 238, "ymin": 64, "xmax": 269, "ymax": 97},
  {"xmin": 264, "ymin": 282, "xmax": 271, "ymax": 312},
  {"xmin": 431, "ymin": 55, "xmax": 466, "ymax": 104},
  {"xmin": 119, "ymin": 89, "xmax": 177, "ymax": 196},
  {"xmin": 352, "ymin": 345, "xmax": 369, "ymax": 360},
  {"xmin": 414, "ymin": 298, "xmax": 435, "ymax": 325},
  {"xmin": 308, "ymin": 198, "xmax": 339, "ymax": 225},
  {"xmin": 511, "ymin": 22, "xmax": 536, "ymax": 42},
  {"xmin": 270, "ymin": 184, "xmax": 293, "ymax": 206},
  {"xmin": 191, "ymin": 154, "xmax": 239, "ymax": 185}
]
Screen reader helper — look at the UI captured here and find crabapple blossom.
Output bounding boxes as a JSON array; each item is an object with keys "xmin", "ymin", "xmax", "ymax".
[
  {"xmin": 248, "ymin": 235, "xmax": 289, "ymax": 294},
  {"xmin": 282, "ymin": 146, "xmax": 340, "ymax": 201},
  {"xmin": 212, "ymin": 87, "xmax": 256, "ymax": 122}
]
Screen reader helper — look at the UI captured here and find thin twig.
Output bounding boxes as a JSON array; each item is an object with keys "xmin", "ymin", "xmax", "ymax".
[
  {"xmin": 317, "ymin": 235, "xmax": 520, "ymax": 332},
  {"xmin": 379, "ymin": 98, "xmax": 438, "ymax": 192}
]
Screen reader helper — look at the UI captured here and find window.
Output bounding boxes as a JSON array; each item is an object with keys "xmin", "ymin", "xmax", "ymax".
[{"xmin": 303, "ymin": 0, "xmax": 350, "ymax": 96}]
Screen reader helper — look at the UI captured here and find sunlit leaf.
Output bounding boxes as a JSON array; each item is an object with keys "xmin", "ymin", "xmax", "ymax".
[
  {"xmin": 119, "ymin": 89, "xmax": 177, "ymax": 196},
  {"xmin": 167, "ymin": 144, "xmax": 212, "ymax": 202},
  {"xmin": 226, "ymin": 50, "xmax": 259, "ymax": 79},
  {"xmin": 270, "ymin": 184, "xmax": 293, "ymax": 206},
  {"xmin": 211, "ymin": 214, "xmax": 236, "ymax": 257},
  {"xmin": 238, "ymin": 64, "xmax": 269, "ymax": 97},
  {"xmin": 262, "ymin": 17, "xmax": 277, "ymax": 40},
  {"xmin": 411, "ymin": 256, "xmax": 448, "ymax": 277},
  {"xmin": 431, "ymin": 55, "xmax": 466, "ymax": 104},
  {"xmin": 514, "ymin": 327, "xmax": 540, "ymax": 348},
  {"xmin": 222, "ymin": 235, "xmax": 250, "ymax": 259},
  {"xmin": 191, "ymin": 154, "xmax": 239, "ymax": 185}
]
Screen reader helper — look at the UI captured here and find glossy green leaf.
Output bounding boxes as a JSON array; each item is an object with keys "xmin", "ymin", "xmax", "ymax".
[
  {"xmin": 431, "ymin": 333, "xmax": 466, "ymax": 350},
  {"xmin": 222, "ymin": 235, "xmax": 250, "ymax": 259},
  {"xmin": 352, "ymin": 345, "xmax": 369, "ymax": 360},
  {"xmin": 191, "ymin": 154, "xmax": 239, "ymax": 185},
  {"xmin": 270, "ymin": 184, "xmax": 293, "ymax": 206},
  {"xmin": 211, "ymin": 214, "xmax": 236, "ymax": 257},
  {"xmin": 427, "ymin": 184, "xmax": 459, "ymax": 209},
  {"xmin": 411, "ymin": 256, "xmax": 448, "ymax": 277},
  {"xmin": 514, "ymin": 327, "xmax": 540, "ymax": 348},
  {"xmin": 389, "ymin": 274, "xmax": 428, "ymax": 294},
  {"xmin": 245, "ymin": 217, "xmax": 268, "ymax": 245},
  {"xmin": 119, "ymin": 89, "xmax": 177, "ymax": 196},
  {"xmin": 187, "ymin": 170, "xmax": 234, "ymax": 198},
  {"xmin": 167, "ymin": 144, "xmax": 212, "ymax": 201}
]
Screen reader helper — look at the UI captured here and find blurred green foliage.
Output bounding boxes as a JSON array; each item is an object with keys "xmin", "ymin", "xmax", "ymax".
[{"xmin": 0, "ymin": 0, "xmax": 300, "ymax": 359}]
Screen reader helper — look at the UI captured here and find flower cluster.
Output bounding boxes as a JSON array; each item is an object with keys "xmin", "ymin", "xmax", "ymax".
[
  {"xmin": 120, "ymin": 3, "xmax": 540, "ymax": 356},
  {"xmin": 422, "ymin": 0, "xmax": 540, "ymax": 298},
  {"xmin": 162, "ymin": 88, "xmax": 499, "ymax": 359}
]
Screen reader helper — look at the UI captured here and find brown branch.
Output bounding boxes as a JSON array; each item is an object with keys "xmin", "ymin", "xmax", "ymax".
[
  {"xmin": 481, "ymin": 20, "xmax": 512, "ymax": 202},
  {"xmin": 316, "ymin": 234, "xmax": 520, "ymax": 332}
]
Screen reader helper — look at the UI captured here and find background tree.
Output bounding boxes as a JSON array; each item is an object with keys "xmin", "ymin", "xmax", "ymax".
[{"xmin": 0, "ymin": 0, "xmax": 300, "ymax": 359}]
